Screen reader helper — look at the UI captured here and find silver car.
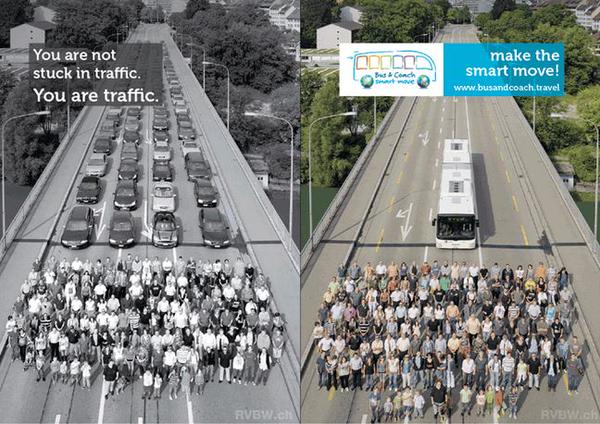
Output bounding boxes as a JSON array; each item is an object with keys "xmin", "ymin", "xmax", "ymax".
[{"xmin": 152, "ymin": 182, "xmax": 176, "ymax": 212}]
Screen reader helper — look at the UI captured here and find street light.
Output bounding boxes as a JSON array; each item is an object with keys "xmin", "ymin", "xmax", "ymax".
[
  {"xmin": 415, "ymin": 33, "xmax": 429, "ymax": 43},
  {"xmin": 244, "ymin": 111, "xmax": 295, "ymax": 250},
  {"xmin": 187, "ymin": 42, "xmax": 206, "ymax": 88},
  {"xmin": 307, "ymin": 111, "xmax": 357, "ymax": 250},
  {"xmin": 552, "ymin": 113, "xmax": 600, "ymax": 239},
  {"xmin": 1, "ymin": 110, "xmax": 51, "ymax": 250},
  {"xmin": 203, "ymin": 60, "xmax": 230, "ymax": 130}
]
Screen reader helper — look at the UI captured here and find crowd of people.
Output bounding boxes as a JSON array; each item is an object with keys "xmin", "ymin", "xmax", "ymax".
[
  {"xmin": 5, "ymin": 253, "xmax": 286, "ymax": 399},
  {"xmin": 312, "ymin": 260, "xmax": 585, "ymax": 422}
]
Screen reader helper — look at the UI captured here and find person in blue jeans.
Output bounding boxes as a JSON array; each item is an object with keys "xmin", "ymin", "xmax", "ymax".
[{"xmin": 316, "ymin": 352, "xmax": 327, "ymax": 389}]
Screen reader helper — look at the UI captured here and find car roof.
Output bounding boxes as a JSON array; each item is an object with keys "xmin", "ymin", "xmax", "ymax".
[
  {"xmin": 81, "ymin": 175, "xmax": 99, "ymax": 183},
  {"xmin": 202, "ymin": 208, "xmax": 221, "ymax": 221},
  {"xmin": 154, "ymin": 211, "xmax": 175, "ymax": 221},
  {"xmin": 70, "ymin": 205, "xmax": 91, "ymax": 219},
  {"xmin": 121, "ymin": 158, "xmax": 137, "ymax": 165},
  {"xmin": 116, "ymin": 179, "xmax": 136, "ymax": 189},
  {"xmin": 186, "ymin": 152, "xmax": 204, "ymax": 161},
  {"xmin": 195, "ymin": 179, "xmax": 213, "ymax": 188},
  {"xmin": 90, "ymin": 153, "xmax": 105, "ymax": 160},
  {"xmin": 112, "ymin": 210, "xmax": 133, "ymax": 221},
  {"xmin": 154, "ymin": 181, "xmax": 173, "ymax": 189}
]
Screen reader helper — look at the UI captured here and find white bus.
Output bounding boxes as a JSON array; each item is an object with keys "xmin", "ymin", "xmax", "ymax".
[{"xmin": 431, "ymin": 139, "xmax": 479, "ymax": 249}]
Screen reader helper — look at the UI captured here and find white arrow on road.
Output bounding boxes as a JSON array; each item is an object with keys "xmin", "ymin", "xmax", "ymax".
[
  {"xmin": 94, "ymin": 201, "xmax": 106, "ymax": 237},
  {"xmin": 141, "ymin": 229, "xmax": 153, "ymax": 240},
  {"xmin": 418, "ymin": 130, "xmax": 430, "ymax": 146},
  {"xmin": 396, "ymin": 202, "xmax": 414, "ymax": 241}
]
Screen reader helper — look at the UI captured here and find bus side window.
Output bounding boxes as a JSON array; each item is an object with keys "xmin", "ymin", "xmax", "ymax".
[
  {"xmin": 380, "ymin": 55, "xmax": 392, "ymax": 70},
  {"xmin": 416, "ymin": 56, "xmax": 433, "ymax": 71},
  {"xmin": 356, "ymin": 55, "xmax": 368, "ymax": 70},
  {"xmin": 404, "ymin": 55, "xmax": 415, "ymax": 70},
  {"xmin": 368, "ymin": 55, "xmax": 380, "ymax": 69},
  {"xmin": 393, "ymin": 55, "xmax": 404, "ymax": 69}
]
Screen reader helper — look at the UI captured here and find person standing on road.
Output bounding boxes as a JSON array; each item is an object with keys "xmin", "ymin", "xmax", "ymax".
[
  {"xmin": 103, "ymin": 360, "xmax": 119, "ymax": 399},
  {"xmin": 507, "ymin": 386, "xmax": 520, "ymax": 419},
  {"xmin": 459, "ymin": 383, "xmax": 473, "ymax": 416},
  {"xmin": 527, "ymin": 352, "xmax": 541, "ymax": 391},
  {"xmin": 142, "ymin": 369, "xmax": 153, "ymax": 399},
  {"xmin": 81, "ymin": 360, "xmax": 92, "ymax": 390},
  {"xmin": 168, "ymin": 367, "xmax": 179, "ymax": 400},
  {"xmin": 566, "ymin": 352, "xmax": 584, "ymax": 395},
  {"xmin": 255, "ymin": 348, "xmax": 271, "ymax": 386},
  {"xmin": 368, "ymin": 388, "xmax": 381, "ymax": 423}
]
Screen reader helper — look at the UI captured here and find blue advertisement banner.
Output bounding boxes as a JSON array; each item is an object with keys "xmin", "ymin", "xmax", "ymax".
[{"xmin": 443, "ymin": 43, "xmax": 564, "ymax": 96}]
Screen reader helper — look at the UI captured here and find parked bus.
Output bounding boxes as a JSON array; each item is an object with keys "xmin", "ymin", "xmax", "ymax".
[{"xmin": 432, "ymin": 139, "xmax": 478, "ymax": 249}]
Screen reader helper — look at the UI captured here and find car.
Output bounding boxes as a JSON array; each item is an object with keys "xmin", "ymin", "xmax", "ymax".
[
  {"xmin": 185, "ymin": 152, "xmax": 211, "ymax": 181},
  {"xmin": 85, "ymin": 153, "xmax": 107, "ymax": 177},
  {"xmin": 118, "ymin": 158, "xmax": 138, "ymax": 181},
  {"xmin": 106, "ymin": 108, "xmax": 122, "ymax": 125},
  {"xmin": 93, "ymin": 137, "xmax": 112, "ymax": 154},
  {"xmin": 113, "ymin": 180, "xmax": 138, "ymax": 210},
  {"xmin": 199, "ymin": 208, "xmax": 230, "ymax": 248},
  {"xmin": 194, "ymin": 179, "xmax": 218, "ymax": 207},
  {"xmin": 153, "ymin": 131, "xmax": 170, "ymax": 144},
  {"xmin": 108, "ymin": 211, "xmax": 135, "ymax": 248},
  {"xmin": 152, "ymin": 212, "xmax": 179, "ymax": 248},
  {"xmin": 152, "ymin": 182, "xmax": 176, "ymax": 212},
  {"xmin": 153, "ymin": 161, "xmax": 172, "ymax": 181},
  {"xmin": 99, "ymin": 122, "xmax": 118, "ymax": 139},
  {"xmin": 154, "ymin": 107, "xmax": 169, "ymax": 119},
  {"xmin": 174, "ymin": 104, "xmax": 188, "ymax": 115},
  {"xmin": 61, "ymin": 206, "xmax": 94, "ymax": 249},
  {"xmin": 124, "ymin": 117, "xmax": 139, "ymax": 132},
  {"xmin": 172, "ymin": 93, "xmax": 184, "ymax": 102},
  {"xmin": 120, "ymin": 143, "xmax": 138, "ymax": 161},
  {"xmin": 177, "ymin": 113, "xmax": 191, "ymax": 125},
  {"xmin": 170, "ymin": 87, "xmax": 182, "ymax": 96},
  {"xmin": 153, "ymin": 141, "xmax": 171, "ymax": 161},
  {"xmin": 178, "ymin": 122, "xmax": 196, "ymax": 140},
  {"xmin": 126, "ymin": 107, "xmax": 141, "ymax": 119},
  {"xmin": 181, "ymin": 140, "xmax": 201, "ymax": 157},
  {"xmin": 153, "ymin": 117, "xmax": 169, "ymax": 131},
  {"xmin": 76, "ymin": 176, "xmax": 101, "ymax": 204},
  {"xmin": 123, "ymin": 130, "xmax": 140, "ymax": 145}
]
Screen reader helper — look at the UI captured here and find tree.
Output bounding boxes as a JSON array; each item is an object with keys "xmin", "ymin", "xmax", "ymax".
[
  {"xmin": 533, "ymin": 4, "xmax": 576, "ymax": 27},
  {"xmin": 300, "ymin": 0, "xmax": 337, "ymax": 48},
  {"xmin": 300, "ymin": 72, "xmax": 324, "ymax": 114},
  {"xmin": 577, "ymin": 85, "xmax": 600, "ymax": 126},
  {"xmin": 0, "ymin": 68, "xmax": 16, "ymax": 109},
  {"xmin": 0, "ymin": 0, "xmax": 33, "ymax": 47},
  {"xmin": 433, "ymin": 0, "xmax": 451, "ymax": 17},
  {"xmin": 491, "ymin": 0, "xmax": 516, "ymax": 19},
  {"xmin": 184, "ymin": 0, "xmax": 209, "ymax": 20},
  {"xmin": 560, "ymin": 145, "xmax": 596, "ymax": 182},
  {"xmin": 536, "ymin": 118, "xmax": 585, "ymax": 152}
]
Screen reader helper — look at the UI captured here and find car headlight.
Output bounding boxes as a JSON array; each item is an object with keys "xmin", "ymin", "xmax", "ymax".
[
  {"xmin": 126, "ymin": 238, "xmax": 134, "ymax": 243},
  {"xmin": 109, "ymin": 238, "xmax": 116, "ymax": 243},
  {"xmin": 223, "ymin": 240, "xmax": 230, "ymax": 245},
  {"xmin": 204, "ymin": 239, "xmax": 213, "ymax": 245}
]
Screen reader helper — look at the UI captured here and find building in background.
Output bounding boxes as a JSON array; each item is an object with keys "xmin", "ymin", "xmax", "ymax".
[
  {"xmin": 268, "ymin": 0, "xmax": 300, "ymax": 31},
  {"xmin": 316, "ymin": 21, "xmax": 362, "ymax": 49},
  {"xmin": 244, "ymin": 153, "xmax": 270, "ymax": 190},
  {"xmin": 33, "ymin": 5, "xmax": 56, "ymax": 23},
  {"xmin": 10, "ymin": 21, "xmax": 55, "ymax": 49},
  {"xmin": 339, "ymin": 5, "xmax": 362, "ymax": 24}
]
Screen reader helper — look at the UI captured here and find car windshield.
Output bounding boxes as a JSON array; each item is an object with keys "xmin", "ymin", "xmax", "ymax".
[
  {"xmin": 154, "ymin": 186, "xmax": 172, "ymax": 197},
  {"xmin": 197, "ymin": 186, "xmax": 214, "ymax": 195},
  {"xmin": 155, "ymin": 220, "xmax": 175, "ymax": 231},
  {"xmin": 90, "ymin": 158, "xmax": 104, "ymax": 165},
  {"xmin": 66, "ymin": 220, "xmax": 88, "ymax": 232},
  {"xmin": 436, "ymin": 215, "xmax": 475, "ymax": 240},
  {"xmin": 113, "ymin": 221, "xmax": 132, "ymax": 231},
  {"xmin": 121, "ymin": 163, "xmax": 136, "ymax": 171},
  {"xmin": 205, "ymin": 221, "xmax": 225, "ymax": 232},
  {"xmin": 81, "ymin": 182, "xmax": 97, "ymax": 190},
  {"xmin": 117, "ymin": 188, "xmax": 134, "ymax": 196}
]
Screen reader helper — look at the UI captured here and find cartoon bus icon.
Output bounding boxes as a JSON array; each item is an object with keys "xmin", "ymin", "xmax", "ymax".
[{"xmin": 349, "ymin": 49, "xmax": 437, "ymax": 84}]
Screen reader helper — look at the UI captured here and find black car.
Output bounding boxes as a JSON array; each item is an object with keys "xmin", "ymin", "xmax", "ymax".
[
  {"xmin": 199, "ymin": 208, "xmax": 230, "ymax": 248},
  {"xmin": 93, "ymin": 137, "xmax": 112, "ymax": 155},
  {"xmin": 194, "ymin": 179, "xmax": 218, "ymax": 207},
  {"xmin": 126, "ymin": 107, "xmax": 141, "ymax": 119},
  {"xmin": 120, "ymin": 143, "xmax": 138, "ymax": 161},
  {"xmin": 113, "ymin": 180, "xmax": 138, "ymax": 210},
  {"xmin": 123, "ymin": 130, "xmax": 140, "ymax": 145},
  {"xmin": 118, "ymin": 158, "xmax": 138, "ymax": 181},
  {"xmin": 153, "ymin": 118, "xmax": 169, "ymax": 131},
  {"xmin": 152, "ymin": 212, "xmax": 178, "ymax": 248},
  {"xmin": 76, "ymin": 176, "xmax": 101, "ymax": 204},
  {"xmin": 61, "ymin": 206, "xmax": 94, "ymax": 249},
  {"xmin": 154, "ymin": 107, "xmax": 169, "ymax": 119},
  {"xmin": 154, "ymin": 131, "xmax": 170, "ymax": 143},
  {"xmin": 185, "ymin": 152, "xmax": 211, "ymax": 180},
  {"xmin": 153, "ymin": 161, "xmax": 173, "ymax": 181},
  {"xmin": 108, "ymin": 211, "xmax": 135, "ymax": 248}
]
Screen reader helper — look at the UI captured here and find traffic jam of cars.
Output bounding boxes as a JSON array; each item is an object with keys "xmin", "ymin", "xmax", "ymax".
[{"xmin": 62, "ymin": 46, "xmax": 232, "ymax": 250}]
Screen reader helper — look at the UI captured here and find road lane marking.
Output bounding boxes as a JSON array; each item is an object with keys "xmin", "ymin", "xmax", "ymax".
[
  {"xmin": 499, "ymin": 151, "xmax": 505, "ymax": 161},
  {"xmin": 98, "ymin": 381, "xmax": 106, "ymax": 424},
  {"xmin": 138, "ymin": 418, "xmax": 143, "ymax": 424},
  {"xmin": 435, "ymin": 158, "xmax": 439, "ymax": 167},
  {"xmin": 117, "ymin": 248, "xmax": 122, "ymax": 261},
  {"xmin": 441, "ymin": 116, "xmax": 444, "ymax": 123},
  {"xmin": 442, "ymin": 106, "xmax": 445, "ymax": 113},
  {"xmin": 389, "ymin": 196, "xmax": 395, "ymax": 212},
  {"xmin": 428, "ymin": 207, "xmax": 433, "ymax": 222},
  {"xmin": 375, "ymin": 229, "xmax": 385, "ymax": 252},
  {"xmin": 396, "ymin": 170, "xmax": 404, "ymax": 184},
  {"xmin": 172, "ymin": 247, "xmax": 177, "ymax": 263},
  {"xmin": 397, "ymin": 202, "xmax": 414, "ymax": 241},
  {"xmin": 564, "ymin": 373, "xmax": 569, "ymax": 392},
  {"xmin": 505, "ymin": 170, "xmax": 511, "ymax": 184},
  {"xmin": 361, "ymin": 414, "xmax": 368, "ymax": 424},
  {"xmin": 55, "ymin": 415, "xmax": 61, "ymax": 424},
  {"xmin": 439, "ymin": 128, "xmax": 442, "ymax": 134},
  {"xmin": 327, "ymin": 387, "xmax": 336, "ymax": 401},
  {"xmin": 520, "ymin": 225, "xmax": 529, "ymax": 246},
  {"xmin": 186, "ymin": 393, "xmax": 194, "ymax": 424},
  {"xmin": 512, "ymin": 195, "xmax": 519, "ymax": 212},
  {"xmin": 424, "ymin": 245, "xmax": 429, "ymax": 263},
  {"xmin": 404, "ymin": 152, "xmax": 409, "ymax": 162},
  {"xmin": 432, "ymin": 179, "xmax": 436, "ymax": 191},
  {"xmin": 437, "ymin": 140, "xmax": 441, "ymax": 149}
]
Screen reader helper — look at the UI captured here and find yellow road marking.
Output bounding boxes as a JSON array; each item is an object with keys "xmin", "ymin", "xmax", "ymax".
[
  {"xmin": 500, "ymin": 151, "xmax": 505, "ymax": 161},
  {"xmin": 328, "ymin": 387, "xmax": 336, "ymax": 401},
  {"xmin": 375, "ymin": 229, "xmax": 385, "ymax": 252},
  {"xmin": 520, "ymin": 225, "xmax": 529, "ymax": 246},
  {"xmin": 512, "ymin": 195, "xmax": 519, "ymax": 212},
  {"xmin": 396, "ymin": 170, "xmax": 404, "ymax": 184},
  {"xmin": 389, "ymin": 196, "xmax": 395, "ymax": 212},
  {"xmin": 564, "ymin": 373, "xmax": 569, "ymax": 392},
  {"xmin": 404, "ymin": 152, "xmax": 409, "ymax": 162},
  {"xmin": 506, "ymin": 170, "xmax": 511, "ymax": 184}
]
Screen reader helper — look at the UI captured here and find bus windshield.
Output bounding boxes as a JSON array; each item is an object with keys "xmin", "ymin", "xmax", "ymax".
[{"xmin": 437, "ymin": 215, "xmax": 475, "ymax": 240}]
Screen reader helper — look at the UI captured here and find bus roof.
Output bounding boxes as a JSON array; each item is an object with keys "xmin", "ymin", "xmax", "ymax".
[{"xmin": 438, "ymin": 139, "xmax": 475, "ymax": 215}]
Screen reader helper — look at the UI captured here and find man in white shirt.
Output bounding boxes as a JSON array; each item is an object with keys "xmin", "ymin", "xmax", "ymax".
[{"xmin": 461, "ymin": 355, "xmax": 476, "ymax": 387}]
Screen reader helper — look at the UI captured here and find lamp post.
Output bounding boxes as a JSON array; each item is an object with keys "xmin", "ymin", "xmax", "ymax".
[
  {"xmin": 187, "ymin": 42, "xmax": 206, "ymax": 88},
  {"xmin": 203, "ymin": 61, "xmax": 230, "ymax": 130},
  {"xmin": 416, "ymin": 33, "xmax": 429, "ymax": 43},
  {"xmin": 307, "ymin": 111, "xmax": 357, "ymax": 250},
  {"xmin": 244, "ymin": 111, "xmax": 295, "ymax": 250},
  {"xmin": 1, "ymin": 110, "xmax": 51, "ymax": 250}
]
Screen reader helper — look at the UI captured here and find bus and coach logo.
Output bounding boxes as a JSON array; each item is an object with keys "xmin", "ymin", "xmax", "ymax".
[{"xmin": 340, "ymin": 43, "xmax": 444, "ymax": 97}]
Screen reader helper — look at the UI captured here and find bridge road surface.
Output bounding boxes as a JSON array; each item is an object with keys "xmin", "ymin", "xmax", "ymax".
[
  {"xmin": 301, "ymin": 24, "xmax": 600, "ymax": 423},
  {"xmin": 0, "ymin": 23, "xmax": 298, "ymax": 423}
]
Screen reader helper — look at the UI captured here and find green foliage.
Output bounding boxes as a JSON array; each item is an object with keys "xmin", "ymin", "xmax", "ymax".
[
  {"xmin": 300, "ymin": 0, "xmax": 337, "ymax": 48},
  {"xmin": 0, "ymin": 0, "xmax": 33, "ymax": 47},
  {"xmin": 559, "ymin": 145, "xmax": 597, "ymax": 182},
  {"xmin": 140, "ymin": 6, "xmax": 165, "ymax": 23},
  {"xmin": 577, "ymin": 85, "xmax": 600, "ymax": 126},
  {"xmin": 491, "ymin": 0, "xmax": 516, "ymax": 19},
  {"xmin": 448, "ymin": 6, "xmax": 471, "ymax": 24},
  {"xmin": 433, "ymin": 0, "xmax": 452, "ymax": 17},
  {"xmin": 0, "ymin": 68, "xmax": 16, "ymax": 109},
  {"xmin": 184, "ymin": 0, "xmax": 209, "ymax": 19},
  {"xmin": 300, "ymin": 72, "xmax": 324, "ymax": 114},
  {"xmin": 535, "ymin": 118, "xmax": 586, "ymax": 152}
]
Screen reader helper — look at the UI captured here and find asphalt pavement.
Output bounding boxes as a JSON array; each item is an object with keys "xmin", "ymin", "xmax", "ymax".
[{"xmin": 301, "ymin": 24, "xmax": 600, "ymax": 423}]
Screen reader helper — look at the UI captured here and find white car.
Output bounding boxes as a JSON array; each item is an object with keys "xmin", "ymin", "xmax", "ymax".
[
  {"xmin": 153, "ymin": 141, "xmax": 171, "ymax": 161},
  {"xmin": 181, "ymin": 140, "xmax": 201, "ymax": 158},
  {"xmin": 85, "ymin": 153, "xmax": 107, "ymax": 177},
  {"xmin": 152, "ymin": 182, "xmax": 176, "ymax": 212}
]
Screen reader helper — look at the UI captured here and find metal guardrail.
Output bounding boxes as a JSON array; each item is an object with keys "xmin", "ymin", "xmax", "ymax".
[{"xmin": 300, "ymin": 96, "xmax": 403, "ymax": 270}]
